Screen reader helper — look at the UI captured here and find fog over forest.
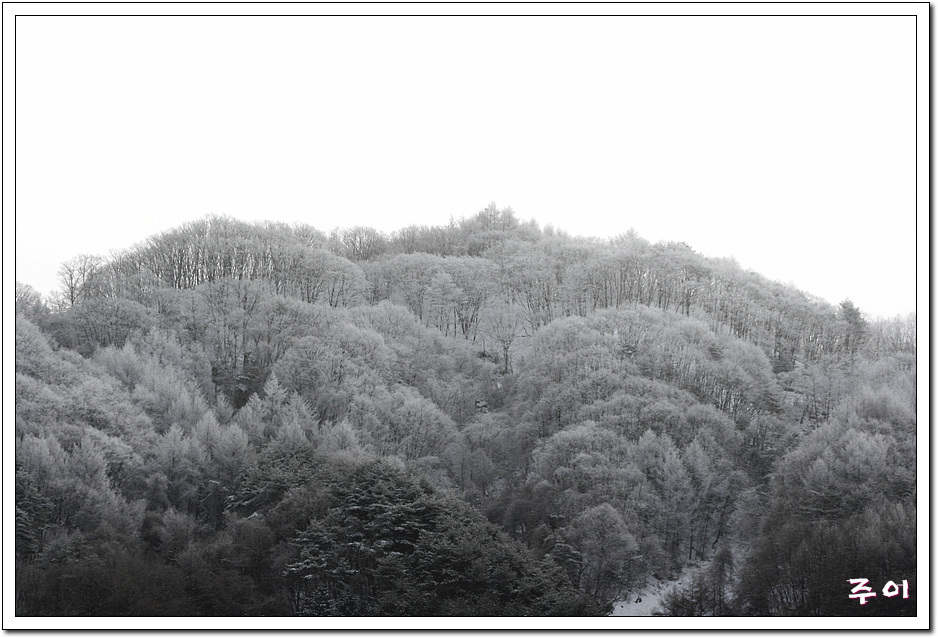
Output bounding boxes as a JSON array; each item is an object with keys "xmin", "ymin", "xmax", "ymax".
[{"xmin": 14, "ymin": 207, "xmax": 917, "ymax": 618}]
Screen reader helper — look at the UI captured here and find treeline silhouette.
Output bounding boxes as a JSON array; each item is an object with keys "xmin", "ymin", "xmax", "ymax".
[{"xmin": 15, "ymin": 204, "xmax": 915, "ymax": 616}]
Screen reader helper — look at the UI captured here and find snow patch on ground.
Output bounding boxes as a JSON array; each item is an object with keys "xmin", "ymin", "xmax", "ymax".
[{"xmin": 611, "ymin": 562, "xmax": 711, "ymax": 617}]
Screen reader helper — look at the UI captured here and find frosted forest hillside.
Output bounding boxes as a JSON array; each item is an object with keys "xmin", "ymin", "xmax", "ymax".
[{"xmin": 14, "ymin": 205, "xmax": 917, "ymax": 616}]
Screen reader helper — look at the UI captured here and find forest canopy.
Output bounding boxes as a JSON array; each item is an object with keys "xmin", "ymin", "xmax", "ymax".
[{"xmin": 14, "ymin": 206, "xmax": 916, "ymax": 617}]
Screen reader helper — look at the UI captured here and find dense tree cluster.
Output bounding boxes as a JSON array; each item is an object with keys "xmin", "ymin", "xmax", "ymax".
[{"xmin": 15, "ymin": 205, "xmax": 916, "ymax": 616}]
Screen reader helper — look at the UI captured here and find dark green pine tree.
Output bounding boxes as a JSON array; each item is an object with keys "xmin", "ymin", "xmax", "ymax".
[
  {"xmin": 284, "ymin": 460, "xmax": 603, "ymax": 616},
  {"xmin": 840, "ymin": 299, "xmax": 868, "ymax": 356}
]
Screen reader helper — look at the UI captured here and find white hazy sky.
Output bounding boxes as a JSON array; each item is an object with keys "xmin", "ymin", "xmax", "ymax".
[{"xmin": 12, "ymin": 9, "xmax": 923, "ymax": 319}]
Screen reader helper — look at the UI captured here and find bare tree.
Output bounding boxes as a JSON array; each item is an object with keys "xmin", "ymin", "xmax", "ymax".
[
  {"xmin": 58, "ymin": 254, "xmax": 104, "ymax": 306},
  {"xmin": 340, "ymin": 226, "xmax": 387, "ymax": 261}
]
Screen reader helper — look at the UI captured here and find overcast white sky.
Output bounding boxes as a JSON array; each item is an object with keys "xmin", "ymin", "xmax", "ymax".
[{"xmin": 12, "ymin": 10, "xmax": 921, "ymax": 318}]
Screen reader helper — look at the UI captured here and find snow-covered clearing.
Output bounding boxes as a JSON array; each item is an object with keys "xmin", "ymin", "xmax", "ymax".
[{"xmin": 611, "ymin": 561, "xmax": 711, "ymax": 617}]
